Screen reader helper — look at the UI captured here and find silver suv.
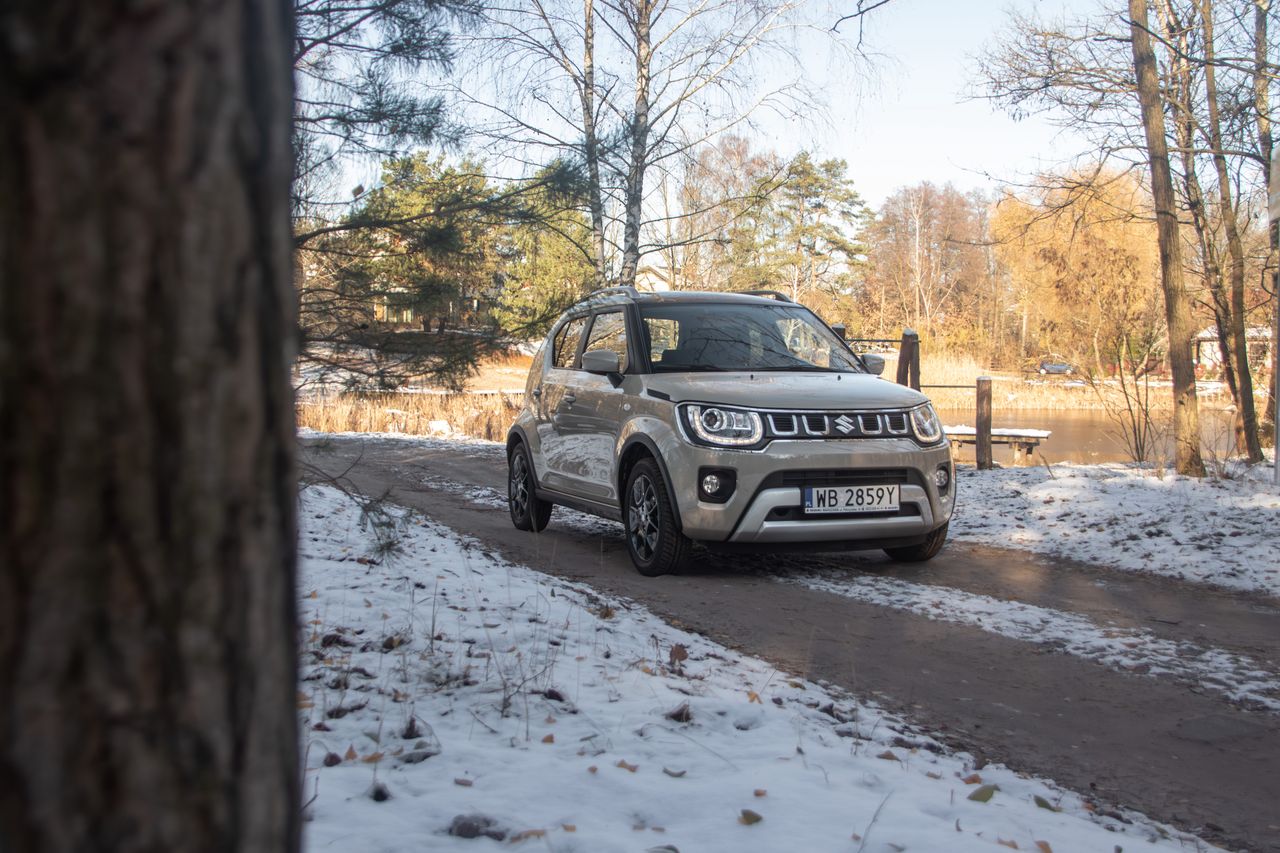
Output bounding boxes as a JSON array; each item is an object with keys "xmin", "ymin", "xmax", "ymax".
[{"xmin": 506, "ymin": 288, "xmax": 954, "ymax": 575}]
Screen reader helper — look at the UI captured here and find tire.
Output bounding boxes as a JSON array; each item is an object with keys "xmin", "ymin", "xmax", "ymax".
[
  {"xmin": 623, "ymin": 458, "xmax": 691, "ymax": 576},
  {"xmin": 508, "ymin": 443, "xmax": 553, "ymax": 532},
  {"xmin": 884, "ymin": 522, "xmax": 948, "ymax": 563}
]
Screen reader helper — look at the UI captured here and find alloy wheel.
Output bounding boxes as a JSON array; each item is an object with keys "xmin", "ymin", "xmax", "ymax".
[{"xmin": 628, "ymin": 474, "xmax": 659, "ymax": 561}]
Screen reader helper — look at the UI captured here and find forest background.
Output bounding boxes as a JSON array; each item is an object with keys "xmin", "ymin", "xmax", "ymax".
[{"xmin": 292, "ymin": 0, "xmax": 1278, "ymax": 469}]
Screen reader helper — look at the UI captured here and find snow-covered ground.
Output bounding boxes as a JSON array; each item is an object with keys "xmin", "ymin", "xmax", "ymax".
[
  {"xmin": 298, "ymin": 484, "xmax": 1218, "ymax": 853},
  {"xmin": 302, "ymin": 429, "xmax": 1280, "ymax": 598},
  {"xmin": 951, "ymin": 460, "xmax": 1280, "ymax": 596}
]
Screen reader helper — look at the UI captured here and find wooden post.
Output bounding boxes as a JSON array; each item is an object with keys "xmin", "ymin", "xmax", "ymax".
[
  {"xmin": 897, "ymin": 329, "xmax": 920, "ymax": 390},
  {"xmin": 976, "ymin": 376, "xmax": 993, "ymax": 470}
]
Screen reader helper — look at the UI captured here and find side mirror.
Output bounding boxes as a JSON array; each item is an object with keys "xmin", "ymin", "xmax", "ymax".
[
  {"xmin": 831, "ymin": 323, "xmax": 847, "ymax": 340},
  {"xmin": 581, "ymin": 349, "xmax": 621, "ymax": 376},
  {"xmin": 862, "ymin": 353, "xmax": 886, "ymax": 376}
]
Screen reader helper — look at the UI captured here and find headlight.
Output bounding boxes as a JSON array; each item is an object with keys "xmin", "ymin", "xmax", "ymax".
[
  {"xmin": 682, "ymin": 404, "xmax": 763, "ymax": 447},
  {"xmin": 910, "ymin": 403, "xmax": 943, "ymax": 444}
]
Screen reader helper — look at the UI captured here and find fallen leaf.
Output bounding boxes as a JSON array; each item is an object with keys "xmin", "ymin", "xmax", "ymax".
[
  {"xmin": 662, "ymin": 767, "xmax": 686, "ymax": 778},
  {"xmin": 1034, "ymin": 795, "xmax": 1060, "ymax": 812},
  {"xmin": 561, "ymin": 824, "xmax": 576, "ymax": 832},
  {"xmin": 746, "ymin": 691, "xmax": 762, "ymax": 704},
  {"xmin": 877, "ymin": 750, "xmax": 901, "ymax": 762},
  {"xmin": 545, "ymin": 715, "xmax": 556, "ymax": 724},
  {"xmin": 542, "ymin": 734, "xmax": 555, "ymax": 744},
  {"xmin": 587, "ymin": 766, "xmax": 598, "ymax": 774},
  {"xmin": 509, "ymin": 829, "xmax": 546, "ymax": 842},
  {"xmin": 738, "ymin": 809, "xmax": 763, "ymax": 825},
  {"xmin": 343, "ymin": 745, "xmax": 358, "ymax": 761},
  {"xmin": 616, "ymin": 759, "xmax": 638, "ymax": 773},
  {"xmin": 997, "ymin": 840, "xmax": 1019, "ymax": 850},
  {"xmin": 962, "ymin": 773, "xmax": 983, "ymax": 785},
  {"xmin": 453, "ymin": 778, "xmax": 473, "ymax": 787},
  {"xmin": 360, "ymin": 751, "xmax": 384, "ymax": 763},
  {"xmin": 753, "ymin": 789, "xmax": 767, "ymax": 798},
  {"xmin": 308, "ymin": 590, "xmax": 318, "ymax": 599},
  {"xmin": 968, "ymin": 784, "xmax": 1000, "ymax": 803},
  {"xmin": 668, "ymin": 644, "xmax": 688, "ymax": 667},
  {"xmin": 1035, "ymin": 842, "xmax": 1054, "ymax": 853}
]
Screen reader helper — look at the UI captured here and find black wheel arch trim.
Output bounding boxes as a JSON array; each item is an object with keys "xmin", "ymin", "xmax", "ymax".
[{"xmin": 618, "ymin": 434, "xmax": 683, "ymax": 532}]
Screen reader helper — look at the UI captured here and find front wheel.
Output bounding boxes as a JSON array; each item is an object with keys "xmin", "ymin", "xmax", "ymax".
[
  {"xmin": 884, "ymin": 523, "xmax": 948, "ymax": 563},
  {"xmin": 623, "ymin": 458, "xmax": 691, "ymax": 576},
  {"xmin": 509, "ymin": 443, "xmax": 553, "ymax": 532}
]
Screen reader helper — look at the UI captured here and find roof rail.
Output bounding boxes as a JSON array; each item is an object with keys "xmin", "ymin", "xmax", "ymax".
[
  {"xmin": 589, "ymin": 285, "xmax": 640, "ymax": 299},
  {"xmin": 734, "ymin": 289, "xmax": 793, "ymax": 303},
  {"xmin": 566, "ymin": 285, "xmax": 639, "ymax": 310}
]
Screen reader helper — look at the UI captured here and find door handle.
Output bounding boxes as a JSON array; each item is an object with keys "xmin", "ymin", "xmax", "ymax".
[
  {"xmin": 531, "ymin": 387, "xmax": 542, "ymax": 399},
  {"xmin": 562, "ymin": 394, "xmax": 576, "ymax": 405}
]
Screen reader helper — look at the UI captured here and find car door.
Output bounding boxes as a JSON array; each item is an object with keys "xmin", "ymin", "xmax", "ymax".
[
  {"xmin": 557, "ymin": 309, "xmax": 630, "ymax": 502},
  {"xmin": 533, "ymin": 314, "xmax": 589, "ymax": 493}
]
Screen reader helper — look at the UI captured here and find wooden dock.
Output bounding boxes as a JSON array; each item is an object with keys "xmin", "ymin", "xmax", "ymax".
[{"xmin": 943, "ymin": 426, "xmax": 1051, "ymax": 465}]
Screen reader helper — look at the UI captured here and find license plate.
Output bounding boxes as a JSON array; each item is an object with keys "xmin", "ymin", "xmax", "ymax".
[{"xmin": 803, "ymin": 484, "xmax": 899, "ymax": 514}]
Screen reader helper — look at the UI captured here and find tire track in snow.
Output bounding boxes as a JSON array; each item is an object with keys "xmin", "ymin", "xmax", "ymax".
[{"xmin": 781, "ymin": 571, "xmax": 1280, "ymax": 713}]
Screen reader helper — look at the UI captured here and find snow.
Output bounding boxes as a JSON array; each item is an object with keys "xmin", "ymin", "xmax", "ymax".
[
  {"xmin": 950, "ymin": 460, "xmax": 1280, "ymax": 596},
  {"xmin": 303, "ymin": 429, "xmax": 1280, "ymax": 597},
  {"xmin": 946, "ymin": 426, "xmax": 1053, "ymax": 439},
  {"xmin": 298, "ymin": 484, "xmax": 1218, "ymax": 853}
]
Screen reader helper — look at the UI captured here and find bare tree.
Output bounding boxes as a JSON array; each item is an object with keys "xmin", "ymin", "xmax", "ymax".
[
  {"xmin": 0, "ymin": 1, "xmax": 300, "ymax": 850},
  {"xmin": 1131, "ymin": 0, "xmax": 1206, "ymax": 475},
  {"xmin": 460, "ymin": 0, "xmax": 871, "ymax": 286}
]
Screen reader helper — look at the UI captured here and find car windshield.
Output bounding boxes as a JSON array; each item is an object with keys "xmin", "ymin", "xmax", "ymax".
[{"xmin": 639, "ymin": 302, "xmax": 864, "ymax": 373}]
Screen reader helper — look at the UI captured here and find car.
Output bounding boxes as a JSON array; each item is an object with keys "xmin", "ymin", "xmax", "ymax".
[
  {"xmin": 505, "ymin": 287, "xmax": 954, "ymax": 576},
  {"xmin": 1037, "ymin": 359, "xmax": 1074, "ymax": 375}
]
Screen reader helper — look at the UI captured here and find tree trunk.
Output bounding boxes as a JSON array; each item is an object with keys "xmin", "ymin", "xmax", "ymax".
[
  {"xmin": 1129, "ymin": 0, "xmax": 1205, "ymax": 476},
  {"xmin": 1201, "ymin": 0, "xmax": 1262, "ymax": 461},
  {"xmin": 1253, "ymin": 0, "xmax": 1278, "ymax": 443},
  {"xmin": 580, "ymin": 0, "xmax": 608, "ymax": 285},
  {"xmin": 617, "ymin": 0, "xmax": 654, "ymax": 289},
  {"xmin": 0, "ymin": 2, "xmax": 300, "ymax": 851}
]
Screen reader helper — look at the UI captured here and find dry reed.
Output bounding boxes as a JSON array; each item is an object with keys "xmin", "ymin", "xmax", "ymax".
[{"xmin": 298, "ymin": 392, "xmax": 521, "ymax": 442}]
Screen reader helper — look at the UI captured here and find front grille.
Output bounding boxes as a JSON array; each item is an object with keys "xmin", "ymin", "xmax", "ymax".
[
  {"xmin": 769, "ymin": 413, "xmax": 798, "ymax": 434},
  {"xmin": 767, "ymin": 503, "xmax": 921, "ymax": 521},
  {"xmin": 774, "ymin": 468, "xmax": 913, "ymax": 488},
  {"xmin": 762, "ymin": 409, "xmax": 915, "ymax": 440}
]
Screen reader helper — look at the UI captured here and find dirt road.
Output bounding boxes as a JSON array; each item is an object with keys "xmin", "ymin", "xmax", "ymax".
[{"xmin": 300, "ymin": 434, "xmax": 1280, "ymax": 851}]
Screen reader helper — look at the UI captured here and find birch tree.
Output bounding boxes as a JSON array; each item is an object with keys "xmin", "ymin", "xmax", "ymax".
[{"xmin": 461, "ymin": 0, "xmax": 867, "ymax": 287}]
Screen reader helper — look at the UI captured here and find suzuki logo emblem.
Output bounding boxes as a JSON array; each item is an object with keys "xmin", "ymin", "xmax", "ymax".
[{"xmin": 833, "ymin": 415, "xmax": 857, "ymax": 434}]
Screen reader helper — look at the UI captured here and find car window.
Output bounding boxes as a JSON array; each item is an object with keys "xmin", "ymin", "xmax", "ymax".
[
  {"xmin": 552, "ymin": 316, "xmax": 588, "ymax": 369},
  {"xmin": 584, "ymin": 311, "xmax": 629, "ymax": 372},
  {"xmin": 639, "ymin": 303, "xmax": 862, "ymax": 373},
  {"xmin": 643, "ymin": 317, "xmax": 680, "ymax": 362}
]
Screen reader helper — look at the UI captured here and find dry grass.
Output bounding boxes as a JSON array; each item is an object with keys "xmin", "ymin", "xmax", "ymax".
[
  {"xmin": 893, "ymin": 351, "xmax": 1240, "ymax": 412},
  {"xmin": 298, "ymin": 391, "xmax": 521, "ymax": 442},
  {"xmin": 297, "ymin": 351, "xmax": 1249, "ymax": 443}
]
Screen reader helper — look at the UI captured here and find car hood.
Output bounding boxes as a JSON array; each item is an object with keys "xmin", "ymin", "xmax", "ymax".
[{"xmin": 644, "ymin": 372, "xmax": 929, "ymax": 410}]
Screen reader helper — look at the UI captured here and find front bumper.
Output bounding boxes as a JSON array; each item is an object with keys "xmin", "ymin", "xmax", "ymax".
[{"xmin": 669, "ymin": 437, "xmax": 953, "ymax": 545}]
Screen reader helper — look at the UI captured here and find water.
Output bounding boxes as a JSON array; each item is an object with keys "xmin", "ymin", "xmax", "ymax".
[{"xmin": 936, "ymin": 407, "xmax": 1240, "ymax": 466}]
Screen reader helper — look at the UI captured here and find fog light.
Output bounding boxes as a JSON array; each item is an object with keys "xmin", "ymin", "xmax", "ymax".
[
  {"xmin": 934, "ymin": 465, "xmax": 951, "ymax": 491},
  {"xmin": 697, "ymin": 467, "xmax": 736, "ymax": 503}
]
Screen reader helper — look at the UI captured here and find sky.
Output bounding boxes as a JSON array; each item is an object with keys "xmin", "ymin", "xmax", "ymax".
[{"xmin": 754, "ymin": 0, "xmax": 1105, "ymax": 207}]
